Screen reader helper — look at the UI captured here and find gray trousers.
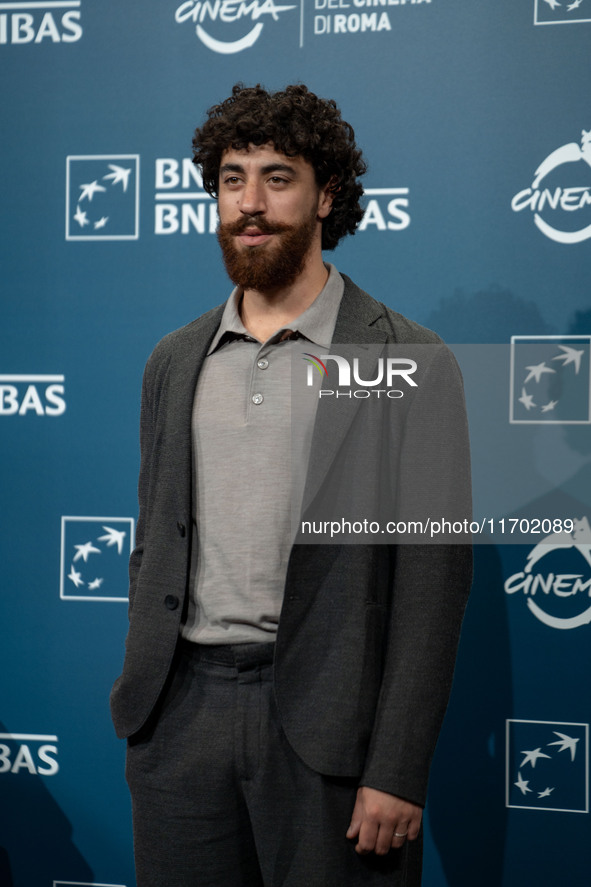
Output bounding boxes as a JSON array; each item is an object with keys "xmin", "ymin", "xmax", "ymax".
[{"xmin": 126, "ymin": 640, "xmax": 422, "ymax": 887}]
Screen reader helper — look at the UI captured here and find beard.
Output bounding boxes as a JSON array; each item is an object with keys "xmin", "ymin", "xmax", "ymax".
[{"xmin": 217, "ymin": 210, "xmax": 318, "ymax": 293}]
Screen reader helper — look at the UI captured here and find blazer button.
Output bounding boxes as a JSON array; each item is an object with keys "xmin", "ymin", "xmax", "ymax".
[
  {"xmin": 164, "ymin": 594, "xmax": 179, "ymax": 611},
  {"xmin": 177, "ymin": 521, "xmax": 186, "ymax": 537}
]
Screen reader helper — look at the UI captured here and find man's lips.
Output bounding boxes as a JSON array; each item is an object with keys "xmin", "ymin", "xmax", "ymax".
[{"xmin": 237, "ymin": 229, "xmax": 274, "ymax": 246}]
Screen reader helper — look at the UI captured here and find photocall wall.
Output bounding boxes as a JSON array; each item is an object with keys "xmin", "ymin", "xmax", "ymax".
[{"xmin": 1, "ymin": 1, "xmax": 590, "ymax": 885}]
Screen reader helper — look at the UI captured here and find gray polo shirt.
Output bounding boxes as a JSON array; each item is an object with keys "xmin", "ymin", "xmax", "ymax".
[{"xmin": 181, "ymin": 264, "xmax": 344, "ymax": 645}]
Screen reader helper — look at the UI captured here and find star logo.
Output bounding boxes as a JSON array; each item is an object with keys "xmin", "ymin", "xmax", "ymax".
[
  {"xmin": 79, "ymin": 180, "xmax": 107, "ymax": 202},
  {"xmin": 98, "ymin": 526, "xmax": 127, "ymax": 555},
  {"xmin": 523, "ymin": 362, "xmax": 555, "ymax": 384},
  {"xmin": 73, "ymin": 541, "xmax": 101, "ymax": 563},
  {"xmin": 510, "ymin": 336, "xmax": 591, "ymax": 424},
  {"xmin": 67, "ymin": 566, "xmax": 84, "ymax": 588},
  {"xmin": 548, "ymin": 731, "xmax": 580, "ymax": 761},
  {"xmin": 535, "ymin": 0, "xmax": 590, "ymax": 23},
  {"xmin": 65, "ymin": 155, "xmax": 140, "ymax": 241},
  {"xmin": 60, "ymin": 516, "xmax": 134, "ymax": 601},
  {"xmin": 514, "ymin": 772, "xmax": 532, "ymax": 795},
  {"xmin": 103, "ymin": 163, "xmax": 132, "ymax": 191},
  {"xmin": 73, "ymin": 205, "xmax": 89, "ymax": 228},
  {"xmin": 506, "ymin": 720, "xmax": 589, "ymax": 812},
  {"xmin": 520, "ymin": 747, "xmax": 552, "ymax": 768},
  {"xmin": 553, "ymin": 345, "xmax": 584, "ymax": 374},
  {"xmin": 518, "ymin": 387, "xmax": 536, "ymax": 411}
]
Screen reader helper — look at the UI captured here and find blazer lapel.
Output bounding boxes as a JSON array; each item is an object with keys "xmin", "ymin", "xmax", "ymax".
[
  {"xmin": 301, "ymin": 276, "xmax": 389, "ymax": 513},
  {"xmin": 166, "ymin": 306, "xmax": 225, "ymax": 511}
]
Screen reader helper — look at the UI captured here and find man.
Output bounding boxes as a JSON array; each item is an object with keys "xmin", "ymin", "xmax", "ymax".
[{"xmin": 111, "ymin": 83, "xmax": 472, "ymax": 887}]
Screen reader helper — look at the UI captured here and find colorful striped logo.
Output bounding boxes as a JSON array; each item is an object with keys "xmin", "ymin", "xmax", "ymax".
[{"xmin": 302, "ymin": 352, "xmax": 328, "ymax": 377}]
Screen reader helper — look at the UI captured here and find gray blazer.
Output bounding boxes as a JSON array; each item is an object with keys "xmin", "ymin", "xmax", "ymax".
[{"xmin": 110, "ymin": 274, "xmax": 472, "ymax": 807}]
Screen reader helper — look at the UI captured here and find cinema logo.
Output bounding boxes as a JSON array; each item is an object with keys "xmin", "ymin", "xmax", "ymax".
[
  {"xmin": 0, "ymin": 733, "xmax": 59, "ymax": 776},
  {"xmin": 304, "ymin": 352, "xmax": 418, "ymax": 399},
  {"xmin": 174, "ymin": 0, "xmax": 296, "ymax": 54},
  {"xmin": 0, "ymin": 0, "xmax": 82, "ymax": 44},
  {"xmin": 511, "ymin": 127, "xmax": 591, "ymax": 244},
  {"xmin": 504, "ymin": 517, "xmax": 591, "ymax": 630},
  {"xmin": 0, "ymin": 374, "xmax": 66, "ymax": 416}
]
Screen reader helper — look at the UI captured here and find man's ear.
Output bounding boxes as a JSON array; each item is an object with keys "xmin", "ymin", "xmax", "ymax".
[{"xmin": 317, "ymin": 175, "xmax": 339, "ymax": 219}]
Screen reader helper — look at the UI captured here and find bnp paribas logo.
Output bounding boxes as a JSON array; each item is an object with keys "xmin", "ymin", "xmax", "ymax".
[
  {"xmin": 65, "ymin": 155, "xmax": 140, "ymax": 240},
  {"xmin": 60, "ymin": 516, "xmax": 134, "ymax": 601},
  {"xmin": 0, "ymin": 1, "xmax": 83, "ymax": 45},
  {"xmin": 506, "ymin": 720, "xmax": 589, "ymax": 813},
  {"xmin": 510, "ymin": 336, "xmax": 591, "ymax": 424}
]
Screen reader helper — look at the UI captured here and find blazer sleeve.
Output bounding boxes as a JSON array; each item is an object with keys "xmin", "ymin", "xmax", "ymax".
[
  {"xmin": 128, "ymin": 340, "xmax": 172, "ymax": 613},
  {"xmin": 360, "ymin": 344, "xmax": 473, "ymax": 806}
]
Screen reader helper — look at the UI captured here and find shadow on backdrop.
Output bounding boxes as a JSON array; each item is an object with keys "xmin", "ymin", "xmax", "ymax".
[
  {"xmin": 423, "ymin": 285, "xmax": 555, "ymax": 344},
  {"xmin": 426, "ymin": 299, "xmax": 590, "ymax": 887},
  {"xmin": 424, "ymin": 286, "xmax": 553, "ymax": 885},
  {"xmin": 0, "ymin": 719, "xmax": 94, "ymax": 887},
  {"xmin": 427, "ymin": 544, "xmax": 511, "ymax": 886}
]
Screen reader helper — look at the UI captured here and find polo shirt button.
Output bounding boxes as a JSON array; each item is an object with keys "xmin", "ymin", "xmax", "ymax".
[
  {"xmin": 257, "ymin": 358, "xmax": 269, "ymax": 370},
  {"xmin": 177, "ymin": 521, "xmax": 186, "ymax": 537},
  {"xmin": 164, "ymin": 595, "xmax": 179, "ymax": 610},
  {"xmin": 252, "ymin": 393, "xmax": 264, "ymax": 405}
]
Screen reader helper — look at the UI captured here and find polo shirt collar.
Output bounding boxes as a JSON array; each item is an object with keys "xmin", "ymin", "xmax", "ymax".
[{"xmin": 207, "ymin": 263, "xmax": 344, "ymax": 355}]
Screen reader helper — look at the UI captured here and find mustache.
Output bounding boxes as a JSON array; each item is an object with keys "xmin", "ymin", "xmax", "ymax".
[{"xmin": 220, "ymin": 216, "xmax": 293, "ymax": 236}]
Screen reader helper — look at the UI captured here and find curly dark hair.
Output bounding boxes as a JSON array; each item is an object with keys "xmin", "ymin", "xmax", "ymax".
[{"xmin": 192, "ymin": 83, "xmax": 367, "ymax": 251}]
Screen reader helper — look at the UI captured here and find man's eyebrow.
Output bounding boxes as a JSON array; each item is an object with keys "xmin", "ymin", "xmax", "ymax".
[
  {"xmin": 260, "ymin": 163, "xmax": 299, "ymax": 176},
  {"xmin": 219, "ymin": 163, "xmax": 245, "ymax": 175},
  {"xmin": 219, "ymin": 162, "xmax": 299, "ymax": 176}
]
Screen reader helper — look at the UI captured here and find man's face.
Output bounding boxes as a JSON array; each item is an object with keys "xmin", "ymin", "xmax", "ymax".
[{"xmin": 216, "ymin": 143, "xmax": 332, "ymax": 293}]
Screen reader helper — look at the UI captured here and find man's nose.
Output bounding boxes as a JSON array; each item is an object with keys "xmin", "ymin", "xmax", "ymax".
[{"xmin": 239, "ymin": 180, "xmax": 266, "ymax": 215}]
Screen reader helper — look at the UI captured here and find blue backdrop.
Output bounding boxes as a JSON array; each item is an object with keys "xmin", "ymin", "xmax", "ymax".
[{"xmin": 1, "ymin": 1, "xmax": 590, "ymax": 885}]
